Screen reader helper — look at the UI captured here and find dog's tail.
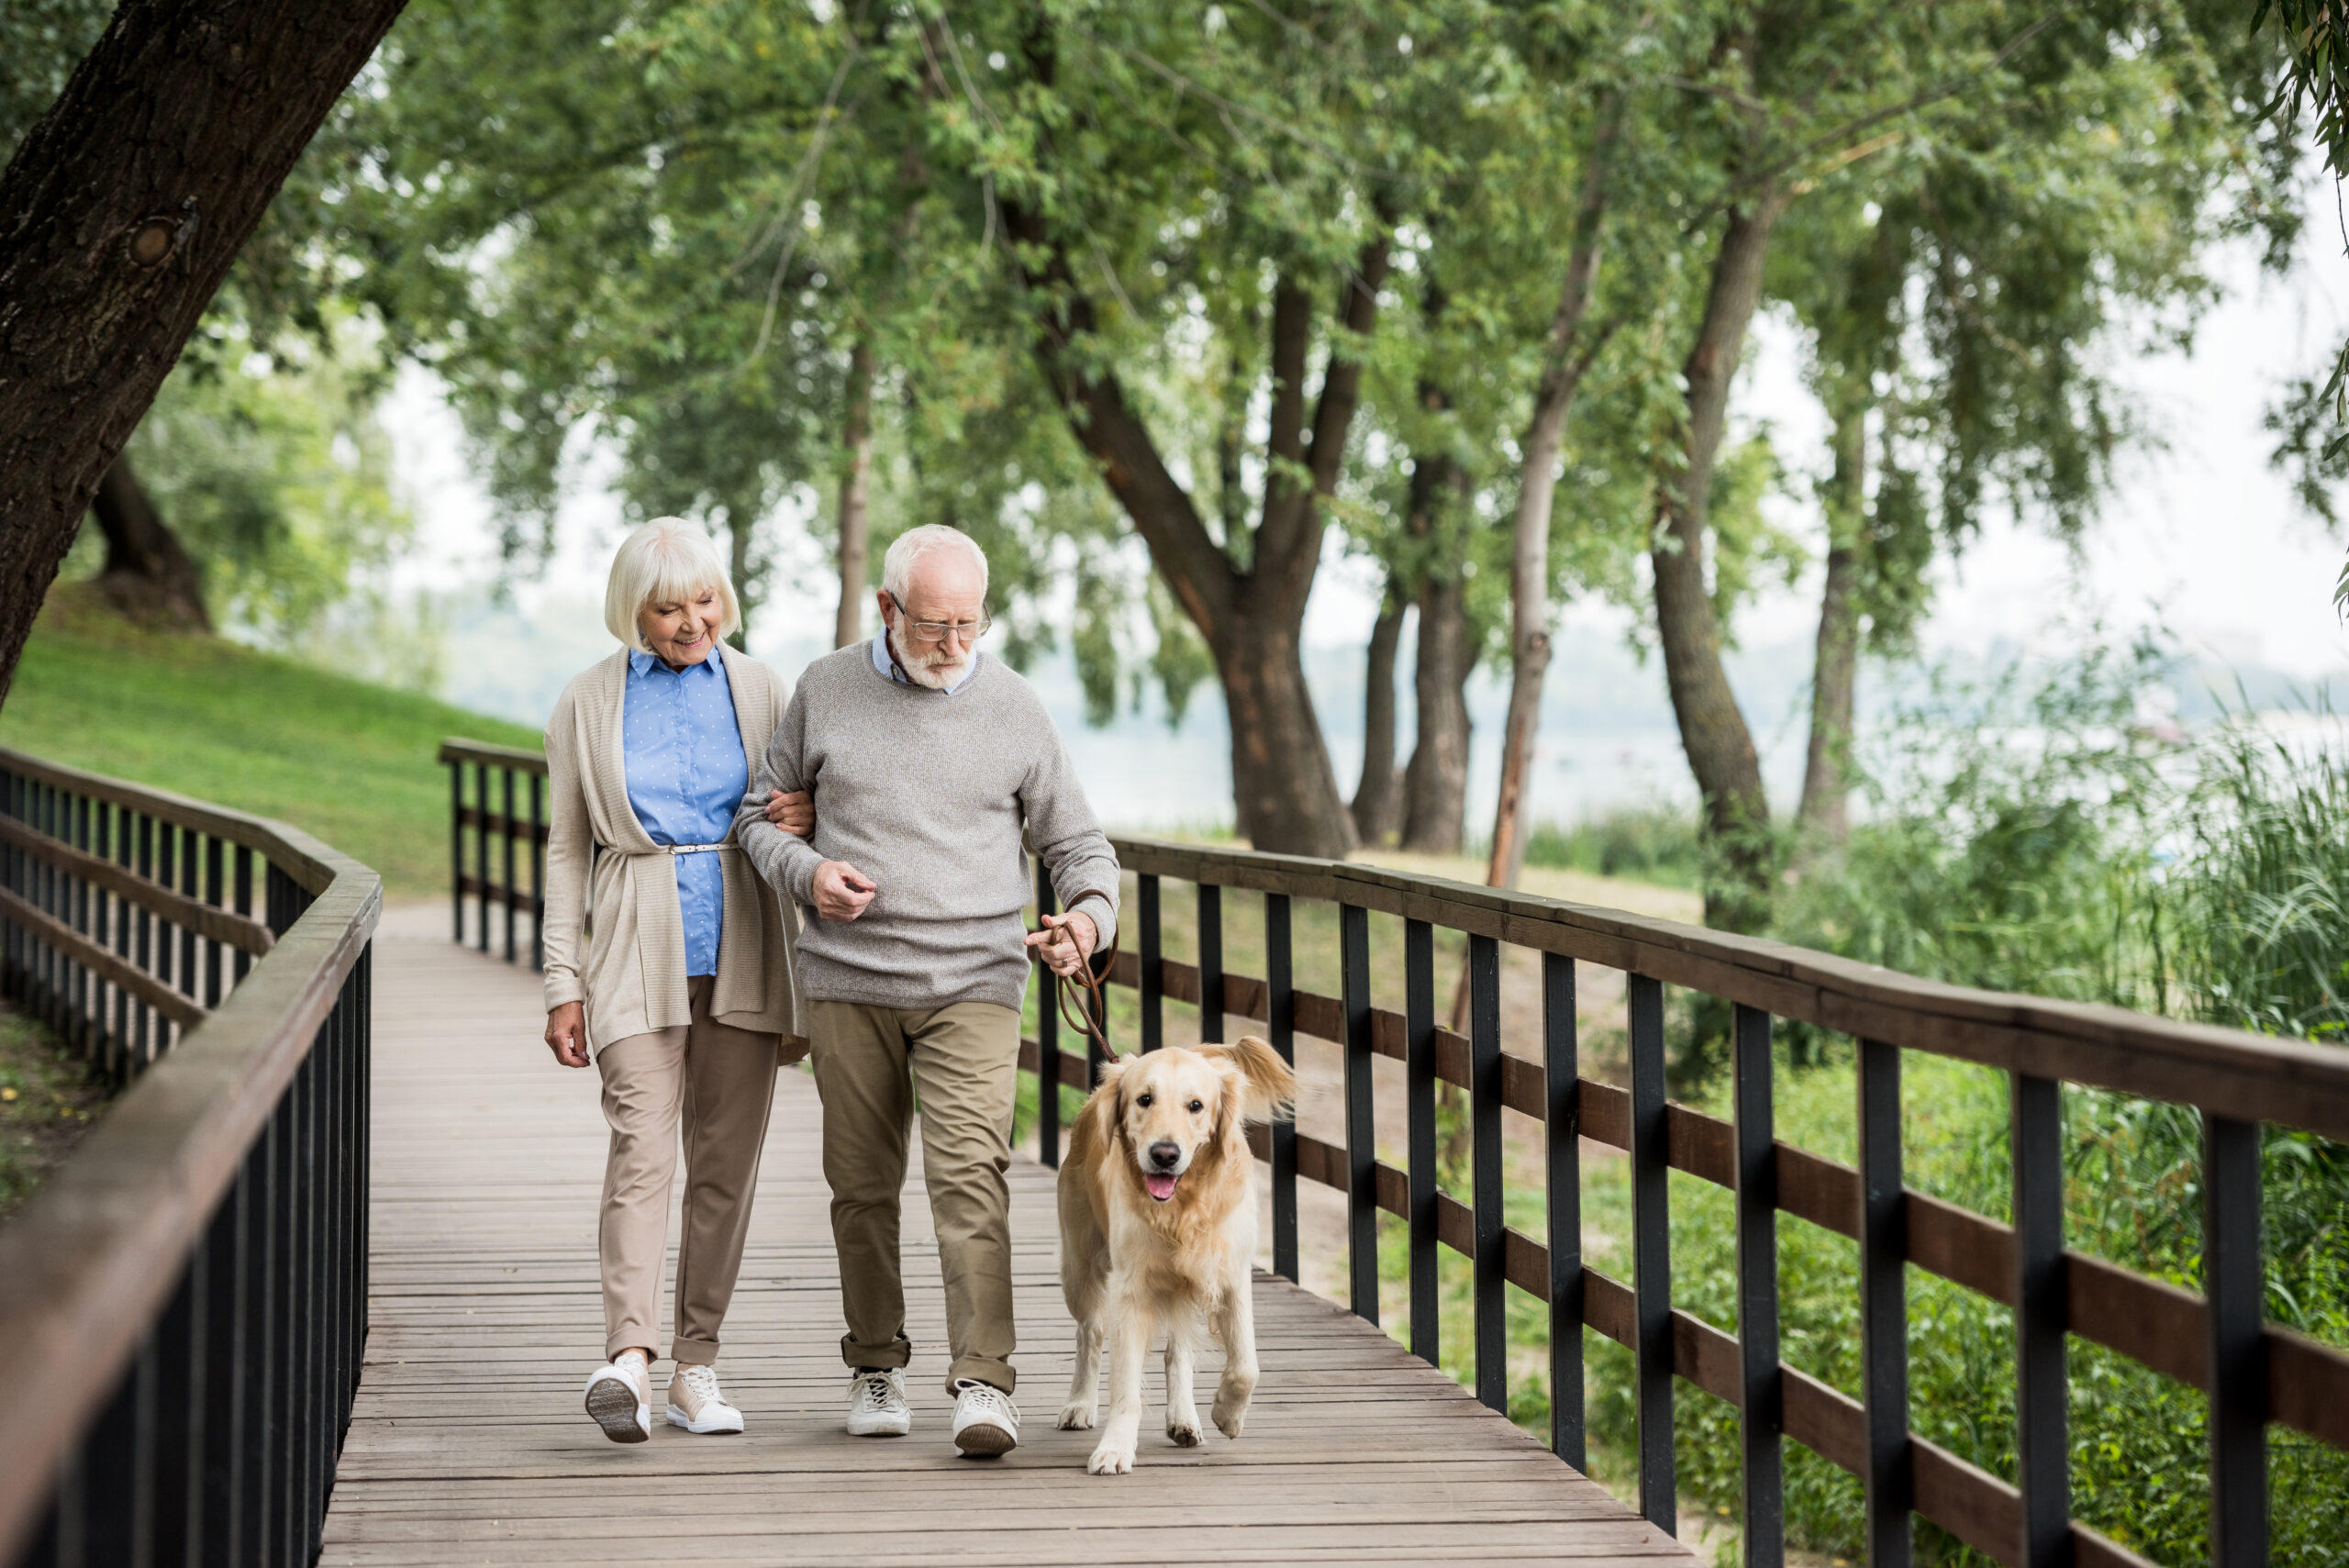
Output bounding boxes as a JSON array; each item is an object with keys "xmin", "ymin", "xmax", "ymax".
[{"xmin": 1207, "ymin": 1034, "xmax": 1297, "ymax": 1124}]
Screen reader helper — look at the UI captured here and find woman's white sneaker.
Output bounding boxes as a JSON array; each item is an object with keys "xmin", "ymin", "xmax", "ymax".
[
  {"xmin": 951, "ymin": 1378, "xmax": 1019, "ymax": 1457},
  {"xmin": 666, "ymin": 1363, "xmax": 745, "ymax": 1434},
  {"xmin": 584, "ymin": 1351, "xmax": 651, "ymax": 1443},
  {"xmin": 846, "ymin": 1367, "xmax": 912, "ymax": 1437}
]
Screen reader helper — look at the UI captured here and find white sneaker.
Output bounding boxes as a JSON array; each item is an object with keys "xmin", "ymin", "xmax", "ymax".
[
  {"xmin": 846, "ymin": 1366, "xmax": 911, "ymax": 1437},
  {"xmin": 584, "ymin": 1352, "xmax": 651, "ymax": 1444},
  {"xmin": 951, "ymin": 1377, "xmax": 1019, "ymax": 1457},
  {"xmin": 666, "ymin": 1362, "xmax": 745, "ymax": 1435}
]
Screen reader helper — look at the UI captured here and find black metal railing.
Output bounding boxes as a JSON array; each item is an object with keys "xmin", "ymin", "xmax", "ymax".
[
  {"xmin": 0, "ymin": 749, "xmax": 379, "ymax": 1568},
  {"xmin": 429, "ymin": 739, "xmax": 2349, "ymax": 1566},
  {"xmin": 1014, "ymin": 838, "xmax": 2349, "ymax": 1568},
  {"xmin": 440, "ymin": 738, "xmax": 546, "ymax": 969}
]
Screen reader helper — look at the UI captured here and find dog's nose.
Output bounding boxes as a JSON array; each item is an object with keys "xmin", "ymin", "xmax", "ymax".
[{"xmin": 1148, "ymin": 1140, "xmax": 1181, "ymax": 1170}]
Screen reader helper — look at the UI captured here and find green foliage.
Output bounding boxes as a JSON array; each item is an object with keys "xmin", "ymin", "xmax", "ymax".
[
  {"xmin": 97, "ymin": 318, "xmax": 411, "ymax": 640},
  {"xmin": 1520, "ymin": 808, "xmax": 1705, "ymax": 889}
]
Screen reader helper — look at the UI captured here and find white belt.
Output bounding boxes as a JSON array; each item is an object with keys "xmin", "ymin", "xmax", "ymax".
[{"xmin": 661, "ymin": 842, "xmax": 729, "ymax": 855}]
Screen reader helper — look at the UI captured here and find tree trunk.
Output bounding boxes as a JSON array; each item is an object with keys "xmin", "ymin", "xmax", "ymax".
[
  {"xmin": 726, "ymin": 509, "xmax": 758, "ymax": 651},
  {"xmin": 1650, "ymin": 184, "xmax": 1790, "ymax": 934},
  {"xmin": 1007, "ymin": 172, "xmax": 1389, "ymax": 858},
  {"xmin": 87, "ymin": 455, "xmax": 210, "ymax": 630},
  {"xmin": 1351, "ymin": 585, "xmax": 1406, "ymax": 846},
  {"xmin": 0, "ymin": 0, "xmax": 412, "ymax": 706},
  {"xmin": 1221, "ymin": 600, "xmax": 1354, "ymax": 855},
  {"xmin": 1482, "ymin": 101, "xmax": 1620, "ymax": 893},
  {"xmin": 1401, "ymin": 450, "xmax": 1471, "ymax": 853},
  {"xmin": 834, "ymin": 338, "xmax": 875, "ymax": 650},
  {"xmin": 1402, "ymin": 571, "xmax": 1471, "ymax": 853},
  {"xmin": 1796, "ymin": 402, "xmax": 1865, "ymax": 847}
]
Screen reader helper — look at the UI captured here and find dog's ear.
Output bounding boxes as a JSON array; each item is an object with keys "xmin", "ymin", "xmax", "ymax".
[
  {"xmin": 1081, "ymin": 1058, "xmax": 1130, "ymax": 1150},
  {"xmin": 1201, "ymin": 1035, "xmax": 1296, "ymax": 1124}
]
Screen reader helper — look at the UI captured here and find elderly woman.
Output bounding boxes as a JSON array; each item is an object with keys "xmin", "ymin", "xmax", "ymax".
[{"xmin": 541, "ymin": 518, "xmax": 808, "ymax": 1445}]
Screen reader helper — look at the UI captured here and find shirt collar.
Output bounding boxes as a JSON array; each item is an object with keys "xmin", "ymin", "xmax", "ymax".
[
  {"xmin": 871, "ymin": 629, "xmax": 976, "ymax": 695},
  {"xmin": 629, "ymin": 646, "xmax": 727, "ymax": 679}
]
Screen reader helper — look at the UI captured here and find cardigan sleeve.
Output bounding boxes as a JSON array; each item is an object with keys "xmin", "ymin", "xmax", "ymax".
[{"xmin": 540, "ymin": 684, "xmax": 595, "ymax": 1012}]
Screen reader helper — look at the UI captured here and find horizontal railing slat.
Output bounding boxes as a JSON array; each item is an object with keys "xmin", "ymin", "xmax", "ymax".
[
  {"xmin": 438, "ymin": 737, "xmax": 548, "ymax": 773},
  {"xmin": 0, "ymin": 811, "xmax": 273, "ymax": 956},
  {"xmin": 0, "ymin": 883, "xmax": 205, "ymax": 1029}
]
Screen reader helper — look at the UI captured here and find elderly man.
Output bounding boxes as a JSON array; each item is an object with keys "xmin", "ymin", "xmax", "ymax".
[{"xmin": 735, "ymin": 523, "xmax": 1118, "ymax": 1458}]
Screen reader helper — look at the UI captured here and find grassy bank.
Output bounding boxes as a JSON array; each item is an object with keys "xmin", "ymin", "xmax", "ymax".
[
  {"xmin": 0, "ymin": 595, "xmax": 540, "ymax": 895},
  {"xmin": 0, "ymin": 1003, "xmax": 109, "ymax": 1223}
]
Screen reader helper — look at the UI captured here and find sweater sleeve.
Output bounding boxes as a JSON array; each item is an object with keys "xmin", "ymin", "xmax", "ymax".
[
  {"xmin": 732, "ymin": 675, "xmax": 827, "ymax": 907},
  {"xmin": 1019, "ymin": 703, "xmax": 1120, "ymax": 954},
  {"xmin": 540, "ymin": 687, "xmax": 593, "ymax": 1012}
]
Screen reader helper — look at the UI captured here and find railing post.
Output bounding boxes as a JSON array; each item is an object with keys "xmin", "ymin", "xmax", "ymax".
[
  {"xmin": 1406, "ymin": 917, "xmax": 1437, "ymax": 1365},
  {"xmin": 1543, "ymin": 951, "xmax": 1583, "ymax": 1468},
  {"xmin": 1139, "ymin": 873, "xmax": 1162, "ymax": 1053},
  {"xmin": 1469, "ymin": 933, "xmax": 1504, "ymax": 1413},
  {"xmin": 448, "ymin": 760, "xmax": 463, "ymax": 945},
  {"xmin": 1341, "ymin": 902, "xmax": 1376, "ymax": 1323},
  {"xmin": 1035, "ymin": 855, "xmax": 1059, "ymax": 1169},
  {"xmin": 2011, "ymin": 1073, "xmax": 2069, "ymax": 1568},
  {"xmin": 1197, "ymin": 881, "xmax": 1223, "ymax": 1044},
  {"xmin": 529, "ymin": 771, "xmax": 545, "ymax": 971},
  {"xmin": 2204, "ymin": 1112, "xmax": 2267, "ymax": 1568},
  {"xmin": 473, "ymin": 762, "xmax": 491, "ymax": 952},
  {"xmin": 1266, "ymin": 891, "xmax": 1297, "ymax": 1283},
  {"xmin": 1859, "ymin": 1038, "xmax": 1912, "ymax": 1568},
  {"xmin": 501, "ymin": 764, "xmax": 518, "ymax": 963},
  {"xmin": 1627, "ymin": 973, "xmax": 1674, "ymax": 1532},
  {"xmin": 1733, "ymin": 1004, "xmax": 1783, "ymax": 1567}
]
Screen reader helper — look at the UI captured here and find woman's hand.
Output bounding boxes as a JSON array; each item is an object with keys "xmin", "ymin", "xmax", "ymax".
[
  {"xmin": 545, "ymin": 1003, "xmax": 589, "ymax": 1068},
  {"xmin": 764, "ymin": 788, "xmax": 815, "ymax": 836}
]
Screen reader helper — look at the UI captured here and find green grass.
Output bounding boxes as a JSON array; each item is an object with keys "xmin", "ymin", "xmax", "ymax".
[{"xmin": 0, "ymin": 595, "xmax": 540, "ymax": 895}]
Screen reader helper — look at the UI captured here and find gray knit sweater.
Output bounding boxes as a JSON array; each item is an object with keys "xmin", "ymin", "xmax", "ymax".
[{"xmin": 732, "ymin": 645, "xmax": 1119, "ymax": 1012}]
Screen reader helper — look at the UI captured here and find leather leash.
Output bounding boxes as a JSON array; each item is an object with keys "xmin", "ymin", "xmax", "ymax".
[{"xmin": 1041, "ymin": 921, "xmax": 1121, "ymax": 1063}]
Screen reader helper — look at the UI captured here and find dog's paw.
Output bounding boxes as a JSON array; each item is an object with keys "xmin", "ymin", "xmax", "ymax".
[
  {"xmin": 1057, "ymin": 1402, "xmax": 1097, "ymax": 1431},
  {"xmin": 1167, "ymin": 1418, "xmax": 1203, "ymax": 1448},
  {"xmin": 1086, "ymin": 1442, "xmax": 1135, "ymax": 1475},
  {"xmin": 1212, "ymin": 1393, "xmax": 1249, "ymax": 1440}
]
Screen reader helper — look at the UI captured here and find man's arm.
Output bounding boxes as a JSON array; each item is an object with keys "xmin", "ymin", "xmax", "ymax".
[
  {"xmin": 733, "ymin": 687, "xmax": 827, "ymax": 906},
  {"xmin": 1020, "ymin": 717, "xmax": 1119, "ymax": 959}
]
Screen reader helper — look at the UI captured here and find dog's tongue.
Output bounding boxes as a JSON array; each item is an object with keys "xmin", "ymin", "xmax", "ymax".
[{"xmin": 1144, "ymin": 1172, "xmax": 1179, "ymax": 1203}]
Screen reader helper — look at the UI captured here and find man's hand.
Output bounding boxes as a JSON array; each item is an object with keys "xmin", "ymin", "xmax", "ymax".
[
  {"xmin": 545, "ymin": 1002, "xmax": 589, "ymax": 1068},
  {"xmin": 813, "ymin": 860, "xmax": 877, "ymax": 922},
  {"xmin": 1025, "ymin": 910, "xmax": 1097, "ymax": 978},
  {"xmin": 763, "ymin": 788, "xmax": 815, "ymax": 836}
]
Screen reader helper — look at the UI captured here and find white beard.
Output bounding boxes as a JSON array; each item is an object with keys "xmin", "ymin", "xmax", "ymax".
[{"xmin": 890, "ymin": 628, "xmax": 968, "ymax": 690}]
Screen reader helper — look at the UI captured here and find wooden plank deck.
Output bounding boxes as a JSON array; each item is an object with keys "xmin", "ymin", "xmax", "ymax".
[{"xmin": 322, "ymin": 912, "xmax": 1697, "ymax": 1566}]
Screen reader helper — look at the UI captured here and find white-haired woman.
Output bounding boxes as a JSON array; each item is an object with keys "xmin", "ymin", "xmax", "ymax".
[{"xmin": 540, "ymin": 517, "xmax": 810, "ymax": 1444}]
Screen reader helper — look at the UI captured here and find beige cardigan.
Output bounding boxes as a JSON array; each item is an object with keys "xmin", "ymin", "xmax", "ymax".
[{"xmin": 540, "ymin": 643, "xmax": 804, "ymax": 1056}]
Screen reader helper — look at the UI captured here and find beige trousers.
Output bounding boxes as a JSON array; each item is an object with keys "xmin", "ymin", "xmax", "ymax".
[
  {"xmin": 596, "ymin": 974, "xmax": 779, "ymax": 1363},
  {"xmin": 807, "ymin": 999, "xmax": 1021, "ymax": 1395}
]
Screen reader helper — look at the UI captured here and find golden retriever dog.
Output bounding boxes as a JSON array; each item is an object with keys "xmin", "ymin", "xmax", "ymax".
[{"xmin": 1053, "ymin": 1035, "xmax": 1297, "ymax": 1474}]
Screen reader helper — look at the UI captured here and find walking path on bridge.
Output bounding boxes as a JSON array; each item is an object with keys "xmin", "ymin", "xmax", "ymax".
[{"xmin": 320, "ymin": 908, "xmax": 1696, "ymax": 1566}]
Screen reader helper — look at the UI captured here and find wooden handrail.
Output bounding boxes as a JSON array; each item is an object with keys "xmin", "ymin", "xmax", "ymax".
[
  {"xmin": 439, "ymin": 736, "xmax": 548, "ymax": 773},
  {"xmin": 0, "ymin": 759, "xmax": 380, "ymax": 1561},
  {"xmin": 1109, "ymin": 836, "xmax": 2349, "ymax": 1145}
]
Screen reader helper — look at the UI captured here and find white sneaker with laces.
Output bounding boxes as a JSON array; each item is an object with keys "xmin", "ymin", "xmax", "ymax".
[
  {"xmin": 584, "ymin": 1351, "xmax": 651, "ymax": 1444},
  {"xmin": 951, "ymin": 1377, "xmax": 1019, "ymax": 1457},
  {"xmin": 845, "ymin": 1367, "xmax": 911, "ymax": 1437},
  {"xmin": 666, "ymin": 1362, "xmax": 745, "ymax": 1435}
]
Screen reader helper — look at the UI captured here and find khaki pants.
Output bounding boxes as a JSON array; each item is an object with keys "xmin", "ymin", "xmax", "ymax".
[
  {"xmin": 808, "ymin": 999, "xmax": 1020, "ymax": 1395},
  {"xmin": 596, "ymin": 974, "xmax": 779, "ymax": 1363}
]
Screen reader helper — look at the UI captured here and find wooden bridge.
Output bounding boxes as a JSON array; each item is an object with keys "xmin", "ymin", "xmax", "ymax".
[{"xmin": 3, "ymin": 740, "xmax": 2348, "ymax": 1567}]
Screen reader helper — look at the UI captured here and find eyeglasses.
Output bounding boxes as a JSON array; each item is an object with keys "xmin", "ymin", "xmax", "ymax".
[{"xmin": 885, "ymin": 594, "xmax": 990, "ymax": 644}]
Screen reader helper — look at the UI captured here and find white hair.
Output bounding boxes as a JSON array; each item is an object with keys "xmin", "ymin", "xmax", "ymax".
[
  {"xmin": 603, "ymin": 518, "xmax": 741, "ymax": 651},
  {"xmin": 881, "ymin": 524, "xmax": 988, "ymax": 604}
]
